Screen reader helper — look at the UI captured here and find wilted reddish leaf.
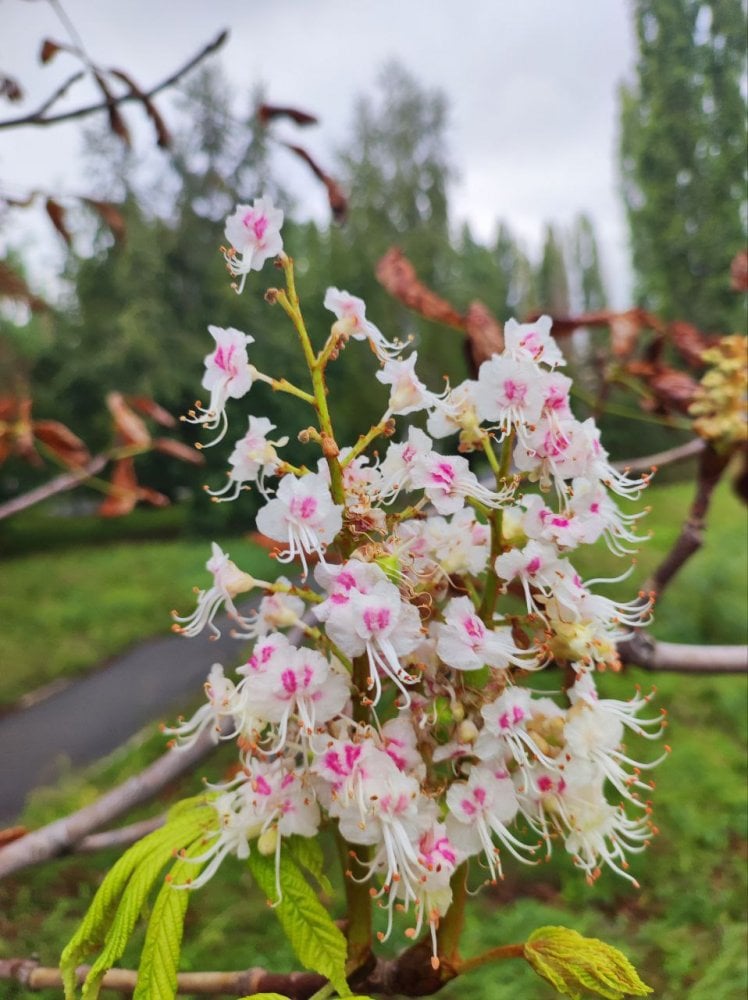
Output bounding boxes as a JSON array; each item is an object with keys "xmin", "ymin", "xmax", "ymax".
[
  {"xmin": 125, "ymin": 395, "xmax": 176, "ymax": 428},
  {"xmin": 99, "ymin": 457, "xmax": 138, "ymax": 517},
  {"xmin": 153, "ymin": 436, "xmax": 204, "ymax": 465},
  {"xmin": 107, "ymin": 103, "xmax": 131, "ymax": 145},
  {"xmin": 376, "ymin": 248, "xmax": 466, "ymax": 329},
  {"xmin": 138, "ymin": 485, "xmax": 170, "ymax": 507},
  {"xmin": 464, "ymin": 300, "xmax": 503, "ymax": 371},
  {"xmin": 0, "ymin": 261, "xmax": 48, "ymax": 312},
  {"xmin": 0, "ymin": 73, "xmax": 23, "ymax": 101},
  {"xmin": 258, "ymin": 103, "xmax": 318, "ymax": 127},
  {"xmin": 45, "ymin": 198, "xmax": 72, "ymax": 246},
  {"xmin": 85, "ymin": 198, "xmax": 126, "ymax": 243},
  {"xmin": 0, "ymin": 826, "xmax": 27, "ymax": 847},
  {"xmin": 39, "ymin": 38, "xmax": 63, "ymax": 63},
  {"xmin": 648, "ymin": 368, "xmax": 701, "ymax": 412},
  {"xmin": 33, "ymin": 420, "xmax": 89, "ymax": 467},
  {"xmin": 669, "ymin": 321, "xmax": 711, "ymax": 366},
  {"xmin": 730, "ymin": 249, "xmax": 748, "ymax": 292},
  {"xmin": 283, "ymin": 143, "xmax": 348, "ymax": 222},
  {"xmin": 109, "ymin": 68, "xmax": 171, "ymax": 148},
  {"xmin": 106, "ymin": 391, "xmax": 151, "ymax": 448}
]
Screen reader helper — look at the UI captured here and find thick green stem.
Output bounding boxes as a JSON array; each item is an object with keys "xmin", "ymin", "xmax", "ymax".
[
  {"xmin": 436, "ymin": 862, "xmax": 468, "ymax": 966},
  {"xmin": 335, "ymin": 831, "xmax": 373, "ymax": 972},
  {"xmin": 478, "ymin": 433, "xmax": 514, "ymax": 624}
]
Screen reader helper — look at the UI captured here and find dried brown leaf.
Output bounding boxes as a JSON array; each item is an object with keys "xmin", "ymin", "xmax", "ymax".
[
  {"xmin": 33, "ymin": 419, "xmax": 90, "ymax": 467},
  {"xmin": 153, "ymin": 437, "xmax": 204, "ymax": 465},
  {"xmin": 45, "ymin": 198, "xmax": 72, "ymax": 246},
  {"xmin": 376, "ymin": 247, "xmax": 466, "ymax": 329},
  {"xmin": 608, "ymin": 310, "xmax": 644, "ymax": 358},
  {"xmin": 106, "ymin": 391, "xmax": 150, "ymax": 448},
  {"xmin": 0, "ymin": 74, "xmax": 23, "ymax": 102},
  {"xmin": 669, "ymin": 321, "xmax": 711, "ymax": 366},
  {"xmin": 283, "ymin": 143, "xmax": 348, "ymax": 222},
  {"xmin": 730, "ymin": 249, "xmax": 748, "ymax": 292},
  {"xmin": 258, "ymin": 103, "xmax": 319, "ymax": 127},
  {"xmin": 0, "ymin": 262, "xmax": 48, "ymax": 312},
  {"xmin": 85, "ymin": 198, "xmax": 126, "ymax": 243},
  {"xmin": 99, "ymin": 457, "xmax": 138, "ymax": 517},
  {"xmin": 39, "ymin": 39, "xmax": 62, "ymax": 64},
  {"xmin": 109, "ymin": 68, "xmax": 171, "ymax": 147},
  {"xmin": 0, "ymin": 826, "xmax": 27, "ymax": 848},
  {"xmin": 125, "ymin": 395, "xmax": 176, "ymax": 428}
]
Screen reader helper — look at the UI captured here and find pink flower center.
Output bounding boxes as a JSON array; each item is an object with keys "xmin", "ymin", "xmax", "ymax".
[
  {"xmin": 503, "ymin": 379, "xmax": 527, "ymax": 404},
  {"xmin": 281, "ymin": 669, "xmax": 298, "ymax": 695},
  {"xmin": 243, "ymin": 210, "xmax": 268, "ymax": 241},
  {"xmin": 213, "ymin": 344, "xmax": 237, "ymax": 376},
  {"xmin": 431, "ymin": 461, "xmax": 456, "ymax": 486},
  {"xmin": 526, "ymin": 556, "xmax": 541, "ymax": 574},
  {"xmin": 290, "ymin": 495, "xmax": 318, "ymax": 520},
  {"xmin": 463, "ymin": 615, "xmax": 485, "ymax": 644},
  {"xmin": 363, "ymin": 606, "xmax": 391, "ymax": 633}
]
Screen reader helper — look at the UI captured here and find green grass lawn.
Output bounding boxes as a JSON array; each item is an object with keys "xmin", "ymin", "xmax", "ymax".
[
  {"xmin": 0, "ymin": 478, "xmax": 745, "ymax": 998},
  {"xmin": 0, "ymin": 533, "xmax": 276, "ymax": 707}
]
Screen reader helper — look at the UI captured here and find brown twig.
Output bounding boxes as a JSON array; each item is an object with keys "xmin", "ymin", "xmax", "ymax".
[
  {"xmin": 612, "ymin": 437, "xmax": 705, "ymax": 474},
  {"xmin": 0, "ymin": 959, "xmax": 326, "ymax": 997},
  {"xmin": 645, "ymin": 442, "xmax": 730, "ymax": 598},
  {"xmin": 0, "ymin": 30, "xmax": 228, "ymax": 131},
  {"xmin": 0, "ymin": 731, "xmax": 218, "ymax": 879},
  {"xmin": 617, "ymin": 633, "xmax": 747, "ymax": 674},
  {"xmin": 0, "ymin": 453, "xmax": 107, "ymax": 520}
]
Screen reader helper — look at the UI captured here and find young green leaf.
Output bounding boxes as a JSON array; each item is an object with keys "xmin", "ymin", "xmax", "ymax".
[
  {"xmin": 60, "ymin": 809, "xmax": 215, "ymax": 1000},
  {"xmin": 287, "ymin": 833, "xmax": 334, "ymax": 896},
  {"xmin": 248, "ymin": 849, "xmax": 349, "ymax": 997},
  {"xmin": 132, "ymin": 839, "xmax": 207, "ymax": 1000},
  {"xmin": 524, "ymin": 926, "xmax": 653, "ymax": 1000}
]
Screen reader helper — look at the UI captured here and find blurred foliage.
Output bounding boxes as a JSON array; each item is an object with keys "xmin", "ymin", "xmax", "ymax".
[{"xmin": 620, "ymin": 0, "xmax": 747, "ymax": 331}]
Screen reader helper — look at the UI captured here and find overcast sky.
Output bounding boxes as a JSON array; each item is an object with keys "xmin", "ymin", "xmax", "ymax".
[{"xmin": 1, "ymin": 0, "xmax": 639, "ymax": 304}]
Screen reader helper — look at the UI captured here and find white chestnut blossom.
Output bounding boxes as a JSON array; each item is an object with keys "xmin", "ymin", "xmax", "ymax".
[
  {"xmin": 223, "ymin": 196, "xmax": 284, "ymax": 292},
  {"xmin": 169, "ymin": 201, "xmax": 665, "ymax": 953},
  {"xmin": 256, "ymin": 472, "xmax": 343, "ymax": 578},
  {"xmin": 183, "ymin": 327, "xmax": 254, "ymax": 446}
]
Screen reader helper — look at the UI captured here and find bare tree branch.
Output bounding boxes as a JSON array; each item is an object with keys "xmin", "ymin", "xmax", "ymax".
[
  {"xmin": 645, "ymin": 442, "xmax": 730, "ymax": 598},
  {"xmin": 0, "ymin": 30, "xmax": 228, "ymax": 131},
  {"xmin": 0, "ymin": 959, "xmax": 326, "ymax": 997},
  {"xmin": 0, "ymin": 453, "xmax": 107, "ymax": 520},
  {"xmin": 75, "ymin": 815, "xmax": 165, "ymax": 854},
  {"xmin": 0, "ymin": 731, "xmax": 218, "ymax": 879},
  {"xmin": 618, "ymin": 633, "xmax": 748, "ymax": 674},
  {"xmin": 612, "ymin": 437, "xmax": 705, "ymax": 474}
]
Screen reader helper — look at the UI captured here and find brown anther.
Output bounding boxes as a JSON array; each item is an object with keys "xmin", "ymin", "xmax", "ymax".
[{"xmin": 264, "ymin": 287, "xmax": 279, "ymax": 304}]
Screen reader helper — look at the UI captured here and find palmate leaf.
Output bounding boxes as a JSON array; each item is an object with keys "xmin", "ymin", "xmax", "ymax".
[
  {"xmin": 132, "ymin": 839, "xmax": 207, "ymax": 1000},
  {"xmin": 524, "ymin": 926, "xmax": 652, "ymax": 1000},
  {"xmin": 60, "ymin": 805, "xmax": 216, "ymax": 1000},
  {"xmin": 287, "ymin": 833, "xmax": 334, "ymax": 896},
  {"xmin": 248, "ymin": 847, "xmax": 350, "ymax": 997}
]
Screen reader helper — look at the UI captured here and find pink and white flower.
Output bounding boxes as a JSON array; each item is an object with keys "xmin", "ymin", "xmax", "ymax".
[
  {"xmin": 410, "ymin": 451, "xmax": 515, "ymax": 515},
  {"xmin": 207, "ymin": 415, "xmax": 287, "ymax": 502},
  {"xmin": 436, "ymin": 596, "xmax": 535, "ymax": 672},
  {"xmin": 183, "ymin": 327, "xmax": 254, "ymax": 446},
  {"xmin": 256, "ymin": 472, "xmax": 343, "ymax": 578},
  {"xmin": 474, "ymin": 356, "xmax": 546, "ymax": 437},
  {"xmin": 503, "ymin": 315, "xmax": 565, "ymax": 368},
  {"xmin": 324, "ymin": 287, "xmax": 404, "ymax": 359},
  {"xmin": 377, "ymin": 354, "xmax": 444, "ymax": 417},
  {"xmin": 172, "ymin": 542, "xmax": 258, "ymax": 638},
  {"xmin": 223, "ymin": 197, "xmax": 284, "ymax": 292}
]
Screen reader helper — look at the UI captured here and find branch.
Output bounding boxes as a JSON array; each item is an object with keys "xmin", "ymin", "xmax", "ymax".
[
  {"xmin": 0, "ymin": 453, "xmax": 107, "ymax": 520},
  {"xmin": 0, "ymin": 960, "xmax": 326, "ymax": 997},
  {"xmin": 612, "ymin": 437, "xmax": 705, "ymax": 474},
  {"xmin": 645, "ymin": 442, "xmax": 730, "ymax": 598},
  {"xmin": 75, "ymin": 815, "xmax": 165, "ymax": 854},
  {"xmin": 0, "ymin": 730, "xmax": 218, "ymax": 879},
  {"xmin": 618, "ymin": 633, "xmax": 748, "ymax": 674},
  {"xmin": 0, "ymin": 30, "xmax": 228, "ymax": 131}
]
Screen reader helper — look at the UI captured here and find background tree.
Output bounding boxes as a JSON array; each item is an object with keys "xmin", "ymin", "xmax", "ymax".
[
  {"xmin": 535, "ymin": 223, "xmax": 570, "ymax": 314},
  {"xmin": 619, "ymin": 0, "xmax": 747, "ymax": 331}
]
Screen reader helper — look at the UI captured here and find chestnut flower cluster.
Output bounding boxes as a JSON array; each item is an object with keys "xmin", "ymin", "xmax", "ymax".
[{"xmin": 169, "ymin": 196, "xmax": 665, "ymax": 968}]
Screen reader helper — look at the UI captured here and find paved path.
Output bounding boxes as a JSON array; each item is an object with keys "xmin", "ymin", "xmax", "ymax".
[{"xmin": 0, "ymin": 619, "xmax": 249, "ymax": 825}]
